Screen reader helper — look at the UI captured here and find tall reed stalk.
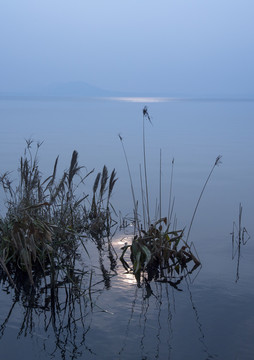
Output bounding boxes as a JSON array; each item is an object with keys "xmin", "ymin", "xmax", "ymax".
[
  {"xmin": 159, "ymin": 149, "xmax": 162, "ymax": 222},
  {"xmin": 142, "ymin": 106, "xmax": 152, "ymax": 228},
  {"xmin": 139, "ymin": 164, "xmax": 146, "ymax": 229},
  {"xmin": 167, "ymin": 158, "xmax": 174, "ymax": 224}
]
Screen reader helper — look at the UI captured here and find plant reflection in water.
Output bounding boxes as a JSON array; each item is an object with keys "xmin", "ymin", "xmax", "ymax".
[
  {"xmin": 0, "ymin": 231, "xmax": 220, "ymax": 359},
  {"xmin": 115, "ymin": 226, "xmax": 215, "ymax": 360},
  {"xmin": 0, "ymin": 235, "xmax": 117, "ymax": 359},
  {"xmin": 117, "ymin": 269, "xmax": 217, "ymax": 360}
]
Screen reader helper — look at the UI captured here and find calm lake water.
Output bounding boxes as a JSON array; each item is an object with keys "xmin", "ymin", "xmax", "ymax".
[{"xmin": 0, "ymin": 97, "xmax": 254, "ymax": 359}]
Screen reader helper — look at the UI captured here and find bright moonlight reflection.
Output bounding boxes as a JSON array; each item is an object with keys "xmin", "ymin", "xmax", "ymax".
[
  {"xmin": 112, "ymin": 234, "xmax": 137, "ymax": 286},
  {"xmin": 107, "ymin": 97, "xmax": 177, "ymax": 103}
]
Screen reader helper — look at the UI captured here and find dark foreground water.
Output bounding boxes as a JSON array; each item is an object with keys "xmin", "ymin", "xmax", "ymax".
[{"xmin": 0, "ymin": 97, "xmax": 254, "ymax": 359}]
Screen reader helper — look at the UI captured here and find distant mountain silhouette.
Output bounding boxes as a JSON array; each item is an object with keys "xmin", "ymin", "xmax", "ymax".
[
  {"xmin": 0, "ymin": 81, "xmax": 169, "ymax": 98},
  {"xmin": 0, "ymin": 82, "xmax": 128, "ymax": 98},
  {"xmin": 0, "ymin": 81, "xmax": 253, "ymax": 100},
  {"xmin": 42, "ymin": 82, "xmax": 254, "ymax": 100}
]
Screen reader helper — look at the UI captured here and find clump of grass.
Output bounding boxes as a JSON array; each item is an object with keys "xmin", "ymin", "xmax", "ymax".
[
  {"xmin": 0, "ymin": 140, "xmax": 117, "ymax": 286},
  {"xmin": 120, "ymin": 217, "xmax": 200, "ymax": 285},
  {"xmin": 85, "ymin": 165, "xmax": 118, "ymax": 243},
  {"xmin": 119, "ymin": 107, "xmax": 221, "ymax": 286}
]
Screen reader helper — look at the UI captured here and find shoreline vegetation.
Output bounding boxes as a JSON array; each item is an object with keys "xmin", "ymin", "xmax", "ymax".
[{"xmin": 0, "ymin": 107, "xmax": 221, "ymax": 295}]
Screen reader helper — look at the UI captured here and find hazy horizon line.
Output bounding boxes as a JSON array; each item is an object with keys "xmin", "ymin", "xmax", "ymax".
[{"xmin": 0, "ymin": 95, "xmax": 254, "ymax": 103}]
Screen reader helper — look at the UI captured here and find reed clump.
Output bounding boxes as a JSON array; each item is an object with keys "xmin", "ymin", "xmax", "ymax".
[
  {"xmin": 119, "ymin": 107, "xmax": 221, "ymax": 286},
  {"xmin": 0, "ymin": 140, "xmax": 117, "ymax": 286},
  {"xmin": 120, "ymin": 217, "xmax": 200, "ymax": 285},
  {"xmin": 86, "ymin": 165, "xmax": 117, "ymax": 243}
]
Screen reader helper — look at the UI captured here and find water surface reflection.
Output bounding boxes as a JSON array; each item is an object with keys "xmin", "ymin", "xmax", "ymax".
[
  {"xmin": 0, "ymin": 98, "xmax": 254, "ymax": 359},
  {"xmin": 0, "ymin": 231, "xmax": 254, "ymax": 359}
]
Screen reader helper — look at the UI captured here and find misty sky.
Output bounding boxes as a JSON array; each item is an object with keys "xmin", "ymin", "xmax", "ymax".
[{"xmin": 0, "ymin": 1, "xmax": 254, "ymax": 97}]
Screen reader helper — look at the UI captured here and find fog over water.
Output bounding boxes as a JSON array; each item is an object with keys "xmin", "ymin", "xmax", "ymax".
[
  {"xmin": 1, "ymin": 1, "xmax": 254, "ymax": 358},
  {"xmin": 1, "ymin": 97, "xmax": 254, "ymax": 228},
  {"xmin": 1, "ymin": 1, "xmax": 254, "ymax": 98}
]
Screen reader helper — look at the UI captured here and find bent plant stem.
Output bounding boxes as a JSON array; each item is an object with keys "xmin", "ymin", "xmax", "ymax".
[
  {"xmin": 186, "ymin": 155, "xmax": 222, "ymax": 243},
  {"xmin": 118, "ymin": 134, "xmax": 138, "ymax": 227}
]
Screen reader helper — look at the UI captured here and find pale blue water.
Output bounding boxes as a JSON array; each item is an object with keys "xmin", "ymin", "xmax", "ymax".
[{"xmin": 0, "ymin": 97, "xmax": 254, "ymax": 359}]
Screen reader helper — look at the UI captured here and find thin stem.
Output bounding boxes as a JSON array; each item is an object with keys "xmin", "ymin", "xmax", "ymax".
[
  {"xmin": 143, "ymin": 115, "xmax": 150, "ymax": 226},
  {"xmin": 168, "ymin": 158, "xmax": 174, "ymax": 224},
  {"xmin": 159, "ymin": 149, "xmax": 162, "ymax": 222},
  {"xmin": 238, "ymin": 203, "xmax": 242, "ymax": 243},
  {"xmin": 118, "ymin": 135, "xmax": 136, "ymax": 209},
  {"xmin": 139, "ymin": 164, "xmax": 146, "ymax": 230},
  {"xmin": 142, "ymin": 107, "xmax": 151, "ymax": 228},
  {"xmin": 118, "ymin": 134, "xmax": 138, "ymax": 226},
  {"xmin": 186, "ymin": 155, "xmax": 222, "ymax": 243}
]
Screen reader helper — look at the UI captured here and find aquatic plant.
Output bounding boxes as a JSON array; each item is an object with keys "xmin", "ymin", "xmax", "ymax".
[
  {"xmin": 231, "ymin": 203, "xmax": 250, "ymax": 282},
  {"xmin": 119, "ymin": 108, "xmax": 189, "ymax": 284},
  {"xmin": 142, "ymin": 106, "xmax": 152, "ymax": 228},
  {"xmin": 86, "ymin": 165, "xmax": 118, "ymax": 243},
  {"xmin": 0, "ymin": 140, "xmax": 117, "ymax": 286},
  {"xmin": 119, "ymin": 107, "xmax": 222, "ymax": 285},
  {"xmin": 120, "ymin": 217, "xmax": 200, "ymax": 285}
]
